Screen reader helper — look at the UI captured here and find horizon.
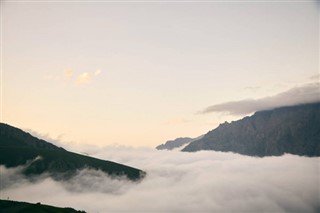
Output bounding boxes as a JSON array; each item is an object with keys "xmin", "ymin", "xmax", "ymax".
[
  {"xmin": 1, "ymin": 101, "xmax": 320, "ymax": 152},
  {"xmin": 1, "ymin": 0, "xmax": 319, "ymax": 148}
]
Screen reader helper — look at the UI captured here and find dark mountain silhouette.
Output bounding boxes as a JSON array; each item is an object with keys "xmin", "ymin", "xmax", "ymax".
[
  {"xmin": 0, "ymin": 200, "xmax": 85, "ymax": 213},
  {"xmin": 0, "ymin": 123, "xmax": 65, "ymax": 151},
  {"xmin": 156, "ymin": 136, "xmax": 203, "ymax": 150},
  {"xmin": 182, "ymin": 103, "xmax": 320, "ymax": 156},
  {"xmin": 0, "ymin": 199, "xmax": 86, "ymax": 213},
  {"xmin": 0, "ymin": 123, "xmax": 145, "ymax": 180}
]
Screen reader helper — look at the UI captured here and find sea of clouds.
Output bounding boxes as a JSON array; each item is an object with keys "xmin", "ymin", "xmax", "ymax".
[{"xmin": 1, "ymin": 146, "xmax": 319, "ymax": 213}]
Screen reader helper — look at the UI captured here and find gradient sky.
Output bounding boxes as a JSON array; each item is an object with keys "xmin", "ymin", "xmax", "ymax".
[{"xmin": 1, "ymin": 0, "xmax": 319, "ymax": 148}]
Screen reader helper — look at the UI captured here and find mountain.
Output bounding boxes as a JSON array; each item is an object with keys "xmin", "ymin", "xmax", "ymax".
[
  {"xmin": 156, "ymin": 137, "xmax": 192, "ymax": 150},
  {"xmin": 182, "ymin": 103, "xmax": 320, "ymax": 156},
  {"xmin": 0, "ymin": 123, "xmax": 65, "ymax": 151},
  {"xmin": 0, "ymin": 123, "xmax": 145, "ymax": 180},
  {"xmin": 0, "ymin": 199, "xmax": 86, "ymax": 213},
  {"xmin": 156, "ymin": 136, "xmax": 203, "ymax": 150}
]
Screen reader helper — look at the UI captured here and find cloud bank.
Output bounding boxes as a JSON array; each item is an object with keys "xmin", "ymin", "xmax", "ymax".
[
  {"xmin": 201, "ymin": 83, "xmax": 320, "ymax": 115},
  {"xmin": 2, "ymin": 147, "xmax": 319, "ymax": 213}
]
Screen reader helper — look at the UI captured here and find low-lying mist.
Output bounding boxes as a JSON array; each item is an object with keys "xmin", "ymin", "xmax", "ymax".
[{"xmin": 1, "ymin": 147, "xmax": 319, "ymax": 213}]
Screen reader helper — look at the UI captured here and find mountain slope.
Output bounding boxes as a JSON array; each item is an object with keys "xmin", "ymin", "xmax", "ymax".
[
  {"xmin": 0, "ymin": 199, "xmax": 86, "ymax": 213},
  {"xmin": 0, "ymin": 123, "xmax": 145, "ymax": 180},
  {"xmin": 182, "ymin": 103, "xmax": 320, "ymax": 156},
  {"xmin": 156, "ymin": 136, "xmax": 203, "ymax": 150},
  {"xmin": 156, "ymin": 137, "xmax": 193, "ymax": 150},
  {"xmin": 0, "ymin": 123, "xmax": 64, "ymax": 150}
]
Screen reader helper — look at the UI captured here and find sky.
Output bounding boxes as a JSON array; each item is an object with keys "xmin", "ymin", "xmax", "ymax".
[
  {"xmin": 1, "ymin": 148, "xmax": 319, "ymax": 212},
  {"xmin": 1, "ymin": 0, "xmax": 319, "ymax": 148}
]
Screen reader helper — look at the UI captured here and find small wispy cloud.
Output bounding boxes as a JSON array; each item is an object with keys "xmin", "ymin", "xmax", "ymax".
[
  {"xmin": 76, "ymin": 72, "xmax": 91, "ymax": 85},
  {"xmin": 46, "ymin": 69, "xmax": 102, "ymax": 86},
  {"xmin": 75, "ymin": 69, "xmax": 102, "ymax": 85},
  {"xmin": 63, "ymin": 69, "xmax": 74, "ymax": 79},
  {"xmin": 199, "ymin": 83, "xmax": 320, "ymax": 115},
  {"xmin": 94, "ymin": 69, "xmax": 101, "ymax": 76}
]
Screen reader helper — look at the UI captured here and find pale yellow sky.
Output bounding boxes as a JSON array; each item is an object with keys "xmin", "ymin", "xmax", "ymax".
[{"xmin": 1, "ymin": 1, "xmax": 319, "ymax": 148}]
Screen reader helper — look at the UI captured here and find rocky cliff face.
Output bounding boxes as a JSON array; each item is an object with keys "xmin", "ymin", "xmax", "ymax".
[{"xmin": 182, "ymin": 103, "xmax": 320, "ymax": 156}]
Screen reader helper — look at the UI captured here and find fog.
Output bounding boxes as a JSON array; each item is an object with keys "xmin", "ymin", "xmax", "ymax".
[{"xmin": 1, "ymin": 147, "xmax": 319, "ymax": 213}]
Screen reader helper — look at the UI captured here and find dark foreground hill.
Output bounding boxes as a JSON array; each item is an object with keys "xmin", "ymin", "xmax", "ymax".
[
  {"xmin": 0, "ymin": 199, "xmax": 86, "ymax": 213},
  {"xmin": 182, "ymin": 103, "xmax": 320, "ymax": 156},
  {"xmin": 0, "ymin": 123, "xmax": 145, "ymax": 180}
]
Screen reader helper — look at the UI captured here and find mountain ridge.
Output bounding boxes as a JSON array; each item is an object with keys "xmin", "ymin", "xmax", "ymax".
[
  {"xmin": 0, "ymin": 199, "xmax": 86, "ymax": 213},
  {"xmin": 0, "ymin": 123, "xmax": 146, "ymax": 180},
  {"xmin": 182, "ymin": 103, "xmax": 320, "ymax": 156},
  {"xmin": 156, "ymin": 135, "xmax": 204, "ymax": 150},
  {"xmin": 0, "ymin": 123, "xmax": 64, "ymax": 151}
]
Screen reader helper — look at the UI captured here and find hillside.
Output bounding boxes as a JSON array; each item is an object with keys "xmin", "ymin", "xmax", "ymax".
[
  {"xmin": 0, "ymin": 123, "xmax": 64, "ymax": 150},
  {"xmin": 0, "ymin": 199, "xmax": 86, "ymax": 213},
  {"xmin": 182, "ymin": 103, "xmax": 320, "ymax": 156},
  {"xmin": 0, "ymin": 123, "xmax": 145, "ymax": 180}
]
